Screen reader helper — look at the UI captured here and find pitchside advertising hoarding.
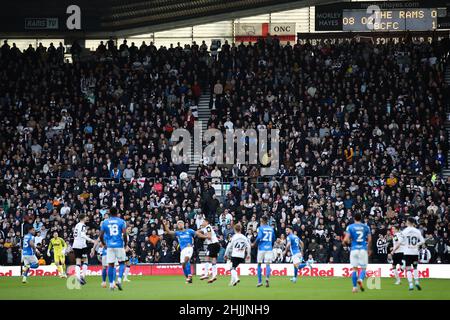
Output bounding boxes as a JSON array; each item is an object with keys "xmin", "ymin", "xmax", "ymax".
[
  {"xmin": 235, "ymin": 23, "xmax": 296, "ymax": 43},
  {"xmin": 1, "ymin": 264, "xmax": 450, "ymax": 278}
]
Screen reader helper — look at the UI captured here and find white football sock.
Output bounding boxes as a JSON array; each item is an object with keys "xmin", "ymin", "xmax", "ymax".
[
  {"xmin": 124, "ymin": 266, "xmax": 130, "ymax": 278},
  {"xmin": 212, "ymin": 264, "xmax": 217, "ymax": 278},
  {"xmin": 82, "ymin": 263, "xmax": 88, "ymax": 278},
  {"xmin": 393, "ymin": 268, "xmax": 400, "ymax": 281},
  {"xmin": 203, "ymin": 263, "xmax": 210, "ymax": 276},
  {"xmin": 231, "ymin": 269, "xmax": 237, "ymax": 282},
  {"xmin": 406, "ymin": 269, "xmax": 413, "ymax": 286},
  {"xmin": 75, "ymin": 265, "xmax": 81, "ymax": 280},
  {"xmin": 413, "ymin": 268, "xmax": 419, "ymax": 283}
]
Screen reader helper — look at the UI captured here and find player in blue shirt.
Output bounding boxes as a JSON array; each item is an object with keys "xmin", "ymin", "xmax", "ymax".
[
  {"xmin": 21, "ymin": 226, "xmax": 40, "ymax": 283},
  {"xmin": 100, "ymin": 207, "xmax": 127, "ymax": 291},
  {"xmin": 343, "ymin": 212, "xmax": 372, "ymax": 293},
  {"xmin": 285, "ymin": 226, "xmax": 309, "ymax": 283},
  {"xmin": 254, "ymin": 216, "xmax": 276, "ymax": 287},
  {"xmin": 163, "ymin": 219, "xmax": 196, "ymax": 283}
]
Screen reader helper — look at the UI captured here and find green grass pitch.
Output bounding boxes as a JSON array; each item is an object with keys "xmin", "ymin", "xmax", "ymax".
[{"xmin": 1, "ymin": 276, "xmax": 450, "ymax": 300}]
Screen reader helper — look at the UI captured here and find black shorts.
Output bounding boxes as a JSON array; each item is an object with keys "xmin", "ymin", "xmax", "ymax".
[
  {"xmin": 73, "ymin": 247, "xmax": 89, "ymax": 259},
  {"xmin": 231, "ymin": 257, "xmax": 245, "ymax": 269},
  {"xmin": 392, "ymin": 252, "xmax": 404, "ymax": 266},
  {"xmin": 404, "ymin": 254, "xmax": 419, "ymax": 267},
  {"xmin": 124, "ymin": 249, "xmax": 132, "ymax": 262},
  {"xmin": 206, "ymin": 243, "xmax": 221, "ymax": 258}
]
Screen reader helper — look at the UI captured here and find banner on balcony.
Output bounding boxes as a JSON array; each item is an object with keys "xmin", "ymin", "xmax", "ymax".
[{"xmin": 235, "ymin": 23, "xmax": 296, "ymax": 42}]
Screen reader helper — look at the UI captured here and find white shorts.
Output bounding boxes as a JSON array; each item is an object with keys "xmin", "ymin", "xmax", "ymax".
[
  {"xmin": 22, "ymin": 255, "xmax": 38, "ymax": 266},
  {"xmin": 107, "ymin": 248, "xmax": 126, "ymax": 264},
  {"xmin": 180, "ymin": 246, "xmax": 193, "ymax": 263},
  {"xmin": 101, "ymin": 255, "xmax": 108, "ymax": 267},
  {"xmin": 257, "ymin": 250, "xmax": 273, "ymax": 264},
  {"xmin": 350, "ymin": 249, "xmax": 368, "ymax": 268},
  {"xmin": 292, "ymin": 253, "xmax": 303, "ymax": 265}
]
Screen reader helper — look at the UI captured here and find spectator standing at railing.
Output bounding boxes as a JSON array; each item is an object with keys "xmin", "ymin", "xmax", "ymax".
[
  {"xmin": 435, "ymin": 238, "xmax": 448, "ymax": 263},
  {"xmin": 315, "ymin": 244, "xmax": 328, "ymax": 263},
  {"xmin": 148, "ymin": 230, "xmax": 161, "ymax": 255},
  {"xmin": 425, "ymin": 233, "xmax": 437, "ymax": 262},
  {"xmin": 419, "ymin": 246, "xmax": 432, "ymax": 264},
  {"xmin": 330, "ymin": 245, "xmax": 341, "ymax": 263},
  {"xmin": 376, "ymin": 234, "xmax": 388, "ymax": 263}
]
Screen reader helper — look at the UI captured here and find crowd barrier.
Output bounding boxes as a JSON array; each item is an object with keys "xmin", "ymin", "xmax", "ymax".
[{"xmin": 1, "ymin": 264, "xmax": 450, "ymax": 279}]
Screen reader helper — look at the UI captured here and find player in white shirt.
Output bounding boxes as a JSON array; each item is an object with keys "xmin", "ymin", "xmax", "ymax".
[
  {"xmin": 392, "ymin": 218, "xmax": 425, "ymax": 291},
  {"xmin": 196, "ymin": 218, "xmax": 221, "ymax": 283},
  {"xmin": 390, "ymin": 226, "xmax": 406, "ymax": 285},
  {"xmin": 224, "ymin": 224, "xmax": 251, "ymax": 286},
  {"xmin": 72, "ymin": 213, "xmax": 96, "ymax": 285}
]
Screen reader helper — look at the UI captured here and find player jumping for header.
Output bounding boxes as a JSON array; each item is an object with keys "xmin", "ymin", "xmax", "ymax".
[{"xmin": 163, "ymin": 219, "xmax": 196, "ymax": 284}]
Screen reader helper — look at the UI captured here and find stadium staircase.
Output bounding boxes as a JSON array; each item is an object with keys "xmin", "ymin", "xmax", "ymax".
[
  {"xmin": 444, "ymin": 63, "xmax": 450, "ymax": 179},
  {"xmin": 187, "ymin": 93, "xmax": 211, "ymax": 177}
]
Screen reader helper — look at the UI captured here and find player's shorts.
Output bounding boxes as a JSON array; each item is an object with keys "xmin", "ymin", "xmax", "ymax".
[
  {"xmin": 180, "ymin": 246, "xmax": 194, "ymax": 263},
  {"xmin": 392, "ymin": 252, "xmax": 404, "ymax": 266},
  {"xmin": 73, "ymin": 247, "xmax": 89, "ymax": 259},
  {"xmin": 53, "ymin": 253, "xmax": 65, "ymax": 264},
  {"xmin": 231, "ymin": 257, "xmax": 245, "ymax": 269},
  {"xmin": 403, "ymin": 254, "xmax": 419, "ymax": 267},
  {"xmin": 257, "ymin": 250, "xmax": 273, "ymax": 264},
  {"xmin": 101, "ymin": 254, "xmax": 108, "ymax": 267},
  {"xmin": 206, "ymin": 243, "xmax": 221, "ymax": 258},
  {"xmin": 107, "ymin": 248, "xmax": 126, "ymax": 264},
  {"xmin": 350, "ymin": 249, "xmax": 368, "ymax": 268},
  {"xmin": 292, "ymin": 253, "xmax": 303, "ymax": 265},
  {"xmin": 22, "ymin": 255, "xmax": 38, "ymax": 266}
]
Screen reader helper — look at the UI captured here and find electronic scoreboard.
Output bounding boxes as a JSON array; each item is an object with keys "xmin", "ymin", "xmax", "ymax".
[
  {"xmin": 342, "ymin": 8, "xmax": 437, "ymax": 31},
  {"xmin": 315, "ymin": 1, "xmax": 449, "ymax": 32}
]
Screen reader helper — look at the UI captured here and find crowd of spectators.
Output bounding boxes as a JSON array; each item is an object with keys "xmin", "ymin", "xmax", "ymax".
[{"xmin": 0, "ymin": 35, "xmax": 449, "ymax": 267}]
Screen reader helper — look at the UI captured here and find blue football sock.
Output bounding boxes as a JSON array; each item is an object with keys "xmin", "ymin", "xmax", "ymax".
[
  {"xmin": 352, "ymin": 270, "xmax": 358, "ymax": 287},
  {"xmin": 186, "ymin": 262, "xmax": 191, "ymax": 276},
  {"xmin": 359, "ymin": 269, "xmax": 366, "ymax": 281},
  {"xmin": 294, "ymin": 267, "xmax": 298, "ymax": 278},
  {"xmin": 118, "ymin": 262, "xmax": 125, "ymax": 280},
  {"xmin": 30, "ymin": 263, "xmax": 39, "ymax": 269},
  {"xmin": 257, "ymin": 264, "xmax": 262, "ymax": 283},
  {"xmin": 102, "ymin": 268, "xmax": 107, "ymax": 282},
  {"xmin": 266, "ymin": 265, "xmax": 271, "ymax": 279},
  {"xmin": 298, "ymin": 263, "xmax": 307, "ymax": 269},
  {"xmin": 23, "ymin": 268, "xmax": 29, "ymax": 277},
  {"xmin": 182, "ymin": 264, "xmax": 188, "ymax": 277},
  {"xmin": 108, "ymin": 266, "xmax": 115, "ymax": 284}
]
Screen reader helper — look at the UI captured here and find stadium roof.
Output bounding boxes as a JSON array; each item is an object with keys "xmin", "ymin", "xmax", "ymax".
[{"xmin": 0, "ymin": 0, "xmax": 340, "ymax": 38}]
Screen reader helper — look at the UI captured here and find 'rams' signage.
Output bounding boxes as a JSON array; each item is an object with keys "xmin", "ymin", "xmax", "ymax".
[{"xmin": 24, "ymin": 18, "xmax": 59, "ymax": 30}]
